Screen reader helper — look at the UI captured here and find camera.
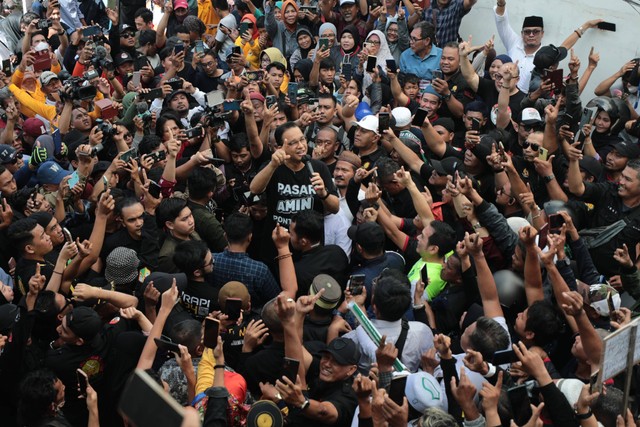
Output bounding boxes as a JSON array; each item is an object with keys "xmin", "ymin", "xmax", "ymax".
[
  {"xmin": 37, "ymin": 19, "xmax": 52, "ymax": 30},
  {"xmin": 59, "ymin": 77, "xmax": 97, "ymax": 101},
  {"xmin": 95, "ymin": 119, "xmax": 117, "ymax": 137},
  {"xmin": 166, "ymin": 78, "xmax": 183, "ymax": 91}
]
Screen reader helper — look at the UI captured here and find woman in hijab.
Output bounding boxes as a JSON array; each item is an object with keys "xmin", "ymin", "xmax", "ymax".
[
  {"xmin": 356, "ymin": 29, "xmax": 394, "ymax": 93},
  {"xmin": 312, "ymin": 22, "xmax": 343, "ymax": 73},
  {"xmin": 289, "ymin": 26, "xmax": 314, "ymax": 71},
  {"xmin": 339, "ymin": 25, "xmax": 361, "ymax": 69},
  {"xmin": 266, "ymin": 0, "xmax": 301, "ymax": 59},
  {"xmin": 235, "ymin": 14, "xmax": 263, "ymax": 70},
  {"xmin": 293, "ymin": 59, "xmax": 313, "ymax": 84},
  {"xmin": 0, "ymin": 13, "xmax": 21, "ymax": 58},
  {"xmin": 260, "ymin": 47, "xmax": 290, "ymax": 93},
  {"xmin": 376, "ymin": 15, "xmax": 409, "ymax": 65}
]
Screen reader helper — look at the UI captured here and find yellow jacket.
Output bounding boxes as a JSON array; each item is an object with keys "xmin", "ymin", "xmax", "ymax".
[
  {"xmin": 198, "ymin": 0, "xmax": 220, "ymax": 37},
  {"xmin": 11, "ymin": 64, "xmax": 62, "ymax": 118},
  {"xmin": 9, "ymin": 83, "xmax": 104, "ymax": 122}
]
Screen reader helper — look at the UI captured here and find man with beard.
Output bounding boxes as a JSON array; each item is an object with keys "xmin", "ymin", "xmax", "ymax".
[
  {"xmin": 312, "ymin": 127, "xmax": 341, "ymax": 175},
  {"xmin": 602, "ymin": 142, "xmax": 640, "ymax": 183},
  {"xmin": 333, "ymin": 151, "xmax": 361, "ymax": 223},
  {"xmin": 318, "ymin": 0, "xmax": 368, "ymax": 40}
]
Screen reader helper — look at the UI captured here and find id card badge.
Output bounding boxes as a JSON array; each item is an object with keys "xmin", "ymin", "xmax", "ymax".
[{"xmin": 138, "ymin": 267, "xmax": 151, "ymax": 283}]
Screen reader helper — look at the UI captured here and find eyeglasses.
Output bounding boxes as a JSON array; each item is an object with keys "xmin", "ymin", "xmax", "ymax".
[
  {"xmin": 386, "ymin": 28, "xmax": 398, "ymax": 34},
  {"xmin": 121, "ymin": 33, "xmax": 135, "ymax": 39},
  {"xmin": 203, "ymin": 258, "xmax": 214, "ymax": 268},
  {"xmin": 60, "ymin": 297, "xmax": 75, "ymax": 314},
  {"xmin": 123, "ymin": 132, "xmax": 133, "ymax": 139},
  {"xmin": 6, "ymin": 153, "xmax": 23, "ymax": 164},
  {"xmin": 522, "ymin": 140, "xmax": 541, "ymax": 151},
  {"xmin": 202, "ymin": 61, "xmax": 216, "ymax": 68},
  {"xmin": 366, "ymin": 40, "xmax": 380, "ymax": 45},
  {"xmin": 410, "ymin": 36, "xmax": 426, "ymax": 43},
  {"xmin": 522, "ymin": 29, "xmax": 542, "ymax": 36},
  {"xmin": 286, "ymin": 136, "xmax": 307, "ymax": 146},
  {"xmin": 520, "ymin": 124, "xmax": 540, "ymax": 132}
]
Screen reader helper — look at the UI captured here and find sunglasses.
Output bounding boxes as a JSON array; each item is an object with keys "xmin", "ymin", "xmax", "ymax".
[
  {"xmin": 522, "ymin": 29, "xmax": 542, "ymax": 36},
  {"xmin": 522, "ymin": 140, "xmax": 541, "ymax": 151},
  {"xmin": 5, "ymin": 153, "xmax": 23, "ymax": 164}
]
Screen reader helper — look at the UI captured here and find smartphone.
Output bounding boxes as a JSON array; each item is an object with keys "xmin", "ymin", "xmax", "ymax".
[
  {"xmin": 32, "ymin": 51, "xmax": 52, "ymax": 72},
  {"xmin": 597, "ymin": 22, "xmax": 616, "ymax": 31},
  {"xmin": 492, "ymin": 349, "xmax": 519, "ymax": 365},
  {"xmin": 347, "ymin": 274, "xmax": 365, "ymax": 296},
  {"xmin": 62, "ymin": 227, "xmax": 73, "ymax": 243},
  {"xmin": 365, "ymin": 56, "xmax": 377, "ymax": 73},
  {"xmin": 82, "ymin": 25, "xmax": 102, "ymax": 37},
  {"xmin": 143, "ymin": 87, "xmax": 164, "ymax": 101},
  {"xmin": 232, "ymin": 46, "xmax": 242, "ymax": 56},
  {"xmin": 378, "ymin": 112, "xmax": 390, "ymax": 133},
  {"xmin": 288, "ymin": 82, "xmax": 298, "ymax": 105},
  {"xmin": 342, "ymin": 63, "xmax": 352, "ymax": 81},
  {"xmin": 131, "ymin": 71, "xmax": 141, "ymax": 88},
  {"xmin": 135, "ymin": 56, "xmax": 150, "ymax": 71},
  {"xmin": 184, "ymin": 127, "xmax": 204, "ymax": 139},
  {"xmin": 412, "ymin": 108, "xmax": 429, "ymax": 127},
  {"xmin": 206, "ymin": 90, "xmax": 225, "ymax": 107},
  {"xmin": 147, "ymin": 151, "xmax": 166, "ymax": 162},
  {"xmin": 471, "ymin": 117, "xmax": 481, "ymax": 131},
  {"xmin": 266, "ymin": 95, "xmax": 277, "ymax": 108},
  {"xmin": 607, "ymin": 292, "xmax": 616, "ymax": 315},
  {"xmin": 319, "ymin": 37, "xmax": 331, "ymax": 51},
  {"xmin": 118, "ymin": 369, "xmax": 185, "ymax": 427},
  {"xmin": 386, "ymin": 58, "xmax": 397, "ymax": 72},
  {"xmin": 148, "ymin": 180, "xmax": 162, "ymax": 199},
  {"xmin": 194, "ymin": 40, "xmax": 205, "ymax": 55},
  {"xmin": 37, "ymin": 19, "xmax": 52, "ymax": 30},
  {"xmin": 538, "ymin": 146, "xmax": 548, "ymax": 161},
  {"xmin": 420, "ymin": 265, "xmax": 428, "ymax": 290},
  {"xmin": 76, "ymin": 368, "xmax": 89, "ymax": 394},
  {"xmin": 238, "ymin": 22, "xmax": 250, "ymax": 36},
  {"xmin": 8, "ymin": 257, "xmax": 15, "ymax": 271},
  {"xmin": 173, "ymin": 43, "xmax": 184, "ymax": 55},
  {"xmin": 225, "ymin": 297, "xmax": 243, "ymax": 321},
  {"xmin": 498, "ymin": 141, "xmax": 508, "ymax": 162},
  {"xmin": 68, "ymin": 171, "xmax": 80, "ymax": 189},
  {"xmin": 223, "ymin": 100, "xmax": 241, "ymax": 111},
  {"xmin": 153, "ymin": 337, "xmax": 181, "ymax": 354},
  {"xmin": 548, "ymin": 213, "xmax": 564, "ymax": 234},
  {"xmin": 1, "ymin": 59, "xmax": 11, "ymax": 75},
  {"xmin": 300, "ymin": 5, "xmax": 317, "ymax": 12},
  {"xmin": 281, "ymin": 357, "xmax": 300, "ymax": 383},
  {"xmin": 544, "ymin": 68, "xmax": 563, "ymax": 90},
  {"xmin": 389, "ymin": 375, "xmax": 408, "ymax": 406},
  {"xmin": 245, "ymin": 70, "xmax": 264, "ymax": 82},
  {"xmin": 203, "ymin": 318, "xmax": 220, "ymax": 349},
  {"xmin": 120, "ymin": 147, "xmax": 138, "ymax": 163},
  {"xmin": 166, "ymin": 78, "xmax": 183, "ymax": 91},
  {"xmin": 508, "ymin": 384, "xmax": 533, "ymax": 426},
  {"xmin": 432, "ymin": 69, "xmax": 444, "ymax": 80}
]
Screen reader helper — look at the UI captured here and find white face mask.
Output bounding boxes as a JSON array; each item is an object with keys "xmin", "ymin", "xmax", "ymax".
[{"xmin": 628, "ymin": 86, "xmax": 638, "ymax": 94}]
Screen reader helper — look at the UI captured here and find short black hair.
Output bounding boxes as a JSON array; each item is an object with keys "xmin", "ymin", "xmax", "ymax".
[
  {"xmin": 138, "ymin": 134, "xmax": 163, "ymax": 156},
  {"xmin": 291, "ymin": 210, "xmax": 323, "ymax": 244},
  {"xmin": 188, "ymin": 167, "xmax": 218, "ymax": 200},
  {"xmin": 170, "ymin": 318, "xmax": 202, "ymax": 355},
  {"xmin": 18, "ymin": 369, "xmax": 59, "ymax": 427},
  {"xmin": 469, "ymin": 316, "xmax": 510, "ymax": 360},
  {"xmin": 155, "ymin": 198, "xmax": 188, "ymax": 229},
  {"xmin": 115, "ymin": 197, "xmax": 142, "ymax": 217},
  {"xmin": 318, "ymin": 92, "xmax": 337, "ymax": 106},
  {"xmin": 525, "ymin": 300, "xmax": 565, "ymax": 346},
  {"xmin": 224, "ymin": 212, "xmax": 253, "ymax": 243},
  {"xmin": 155, "ymin": 113, "xmax": 184, "ymax": 139},
  {"xmin": 274, "ymin": 121, "xmax": 300, "ymax": 147},
  {"xmin": 414, "ymin": 21, "xmax": 435, "ymax": 45},
  {"xmin": 134, "ymin": 8, "xmax": 154, "ymax": 23},
  {"xmin": 138, "ymin": 29, "xmax": 156, "ymax": 46},
  {"xmin": 7, "ymin": 218, "xmax": 38, "ymax": 254},
  {"xmin": 266, "ymin": 62, "xmax": 286, "ymax": 74},
  {"xmin": 228, "ymin": 132, "xmax": 250, "ymax": 153},
  {"xmin": 212, "ymin": 0, "xmax": 229, "ymax": 10},
  {"xmin": 372, "ymin": 269, "xmax": 411, "ymax": 321},
  {"xmin": 173, "ymin": 240, "xmax": 209, "ymax": 276},
  {"xmin": 319, "ymin": 57, "xmax": 336, "ymax": 71},
  {"xmin": 592, "ymin": 386, "xmax": 624, "ymax": 427},
  {"xmin": 175, "ymin": 24, "xmax": 189, "ymax": 35},
  {"xmin": 377, "ymin": 157, "xmax": 400, "ymax": 182},
  {"xmin": 429, "ymin": 220, "xmax": 456, "ymax": 257}
]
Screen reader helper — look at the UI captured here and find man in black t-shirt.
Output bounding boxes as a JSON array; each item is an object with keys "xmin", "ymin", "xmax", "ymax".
[{"xmin": 174, "ymin": 240, "xmax": 219, "ymax": 320}]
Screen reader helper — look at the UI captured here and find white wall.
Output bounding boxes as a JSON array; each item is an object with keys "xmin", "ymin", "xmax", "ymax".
[{"xmin": 459, "ymin": 0, "xmax": 640, "ymax": 98}]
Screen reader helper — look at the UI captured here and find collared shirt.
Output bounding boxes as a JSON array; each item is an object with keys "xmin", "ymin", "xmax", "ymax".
[
  {"xmin": 399, "ymin": 45, "xmax": 443, "ymax": 81},
  {"xmin": 425, "ymin": 0, "xmax": 469, "ymax": 45},
  {"xmin": 493, "ymin": 6, "xmax": 539, "ymax": 93},
  {"xmin": 212, "ymin": 249, "xmax": 281, "ymax": 311}
]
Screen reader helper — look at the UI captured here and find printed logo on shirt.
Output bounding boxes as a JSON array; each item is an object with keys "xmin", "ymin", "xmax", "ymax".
[{"xmin": 273, "ymin": 183, "xmax": 316, "ymax": 225}]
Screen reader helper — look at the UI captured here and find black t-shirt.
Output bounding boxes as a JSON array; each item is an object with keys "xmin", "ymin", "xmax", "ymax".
[
  {"xmin": 265, "ymin": 159, "xmax": 337, "ymax": 228},
  {"xmin": 476, "ymin": 78, "xmax": 525, "ymax": 129},
  {"xmin": 180, "ymin": 279, "xmax": 221, "ymax": 321},
  {"xmin": 15, "ymin": 257, "xmax": 55, "ymax": 298},
  {"xmin": 287, "ymin": 377, "xmax": 358, "ymax": 427}
]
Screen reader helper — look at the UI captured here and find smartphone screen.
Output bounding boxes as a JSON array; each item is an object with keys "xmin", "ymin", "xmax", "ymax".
[
  {"xmin": 118, "ymin": 369, "xmax": 185, "ymax": 427},
  {"xmin": 288, "ymin": 82, "xmax": 298, "ymax": 104},
  {"xmin": 144, "ymin": 88, "xmax": 164, "ymax": 101},
  {"xmin": 386, "ymin": 58, "xmax": 397, "ymax": 72},
  {"xmin": 389, "ymin": 375, "xmax": 408, "ymax": 406},
  {"xmin": 378, "ymin": 112, "xmax": 390, "ymax": 133},
  {"xmin": 508, "ymin": 384, "xmax": 533, "ymax": 426},
  {"xmin": 432, "ymin": 69, "xmax": 443, "ymax": 80},
  {"xmin": 420, "ymin": 265, "xmax": 428, "ymax": 290},
  {"xmin": 225, "ymin": 298, "xmax": 243, "ymax": 321},
  {"xmin": 412, "ymin": 108, "xmax": 429, "ymax": 127},
  {"xmin": 342, "ymin": 63, "xmax": 352, "ymax": 80},
  {"xmin": 366, "ymin": 56, "xmax": 377, "ymax": 73},
  {"xmin": 120, "ymin": 148, "xmax": 138, "ymax": 163},
  {"xmin": 347, "ymin": 274, "xmax": 365, "ymax": 295},
  {"xmin": 68, "ymin": 171, "xmax": 80, "ymax": 189},
  {"xmin": 471, "ymin": 117, "xmax": 481, "ymax": 131},
  {"xmin": 206, "ymin": 90, "xmax": 225, "ymax": 107},
  {"xmin": 281, "ymin": 357, "xmax": 300, "ymax": 383},
  {"xmin": 131, "ymin": 71, "xmax": 141, "ymax": 88},
  {"xmin": 76, "ymin": 369, "xmax": 89, "ymax": 395},
  {"xmin": 319, "ymin": 37, "xmax": 330, "ymax": 51},
  {"xmin": 148, "ymin": 181, "xmax": 162, "ymax": 199},
  {"xmin": 223, "ymin": 100, "xmax": 241, "ymax": 111},
  {"xmin": 203, "ymin": 318, "xmax": 220, "ymax": 349},
  {"xmin": 548, "ymin": 213, "xmax": 564, "ymax": 233}
]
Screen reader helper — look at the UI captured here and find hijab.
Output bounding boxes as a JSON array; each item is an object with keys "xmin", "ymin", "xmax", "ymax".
[
  {"xmin": 313, "ymin": 22, "xmax": 342, "ymax": 70},
  {"xmin": 294, "ymin": 59, "xmax": 313, "ymax": 82},
  {"xmin": 296, "ymin": 26, "xmax": 314, "ymax": 60},
  {"xmin": 262, "ymin": 47, "xmax": 288, "ymax": 68},
  {"xmin": 241, "ymin": 14, "xmax": 259, "ymax": 40},
  {"xmin": 340, "ymin": 25, "xmax": 361, "ymax": 57},
  {"xmin": 365, "ymin": 30, "xmax": 394, "ymax": 64},
  {"xmin": 281, "ymin": 0, "xmax": 299, "ymax": 30},
  {"xmin": 0, "ymin": 13, "xmax": 21, "ymax": 55}
]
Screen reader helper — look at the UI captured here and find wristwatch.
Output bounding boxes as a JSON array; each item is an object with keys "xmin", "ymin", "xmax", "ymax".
[
  {"xmin": 442, "ymin": 92, "xmax": 452, "ymax": 101},
  {"xmin": 543, "ymin": 174, "xmax": 555, "ymax": 183},
  {"xmin": 299, "ymin": 399, "xmax": 310, "ymax": 411}
]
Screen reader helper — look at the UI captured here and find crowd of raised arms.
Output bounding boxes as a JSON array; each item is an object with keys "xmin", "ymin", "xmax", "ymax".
[{"xmin": 2, "ymin": 0, "xmax": 640, "ymax": 426}]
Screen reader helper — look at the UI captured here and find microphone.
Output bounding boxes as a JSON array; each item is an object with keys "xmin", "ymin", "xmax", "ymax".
[
  {"xmin": 302, "ymin": 154, "xmax": 314, "ymax": 175},
  {"xmin": 95, "ymin": 45, "xmax": 107, "ymax": 60},
  {"xmin": 136, "ymin": 102, "xmax": 149, "ymax": 115}
]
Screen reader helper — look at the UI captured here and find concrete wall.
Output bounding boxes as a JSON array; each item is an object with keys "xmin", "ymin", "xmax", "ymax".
[{"xmin": 459, "ymin": 0, "xmax": 640, "ymax": 98}]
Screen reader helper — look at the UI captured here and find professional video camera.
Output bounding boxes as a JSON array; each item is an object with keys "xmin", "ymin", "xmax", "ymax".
[{"xmin": 59, "ymin": 76, "xmax": 97, "ymax": 102}]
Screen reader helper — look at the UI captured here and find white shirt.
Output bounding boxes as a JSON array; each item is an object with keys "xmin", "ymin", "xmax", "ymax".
[
  {"xmin": 493, "ymin": 6, "xmax": 540, "ymax": 93},
  {"xmin": 324, "ymin": 210, "xmax": 352, "ymax": 260}
]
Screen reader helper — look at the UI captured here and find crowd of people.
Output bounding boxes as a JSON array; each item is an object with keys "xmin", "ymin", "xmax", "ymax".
[{"xmin": 0, "ymin": 0, "xmax": 640, "ymax": 425}]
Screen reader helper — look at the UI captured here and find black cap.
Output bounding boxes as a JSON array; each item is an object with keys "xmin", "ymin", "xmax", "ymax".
[
  {"xmin": 522, "ymin": 16, "xmax": 543, "ymax": 28},
  {"xmin": 348, "ymin": 222, "xmax": 386, "ymax": 252},
  {"xmin": 579, "ymin": 156, "xmax": 603, "ymax": 178},
  {"xmin": 114, "ymin": 51, "xmax": 135, "ymax": 66},
  {"xmin": 0, "ymin": 144, "xmax": 17, "ymax": 164},
  {"xmin": 471, "ymin": 135, "xmax": 495, "ymax": 161},
  {"xmin": 431, "ymin": 157, "xmax": 461, "ymax": 176},
  {"xmin": 533, "ymin": 45, "xmax": 567, "ymax": 70},
  {"xmin": 432, "ymin": 117, "xmax": 455, "ymax": 133},
  {"xmin": 612, "ymin": 141, "xmax": 640, "ymax": 159},
  {"xmin": 322, "ymin": 337, "xmax": 360, "ymax": 366},
  {"xmin": 66, "ymin": 307, "xmax": 102, "ymax": 342}
]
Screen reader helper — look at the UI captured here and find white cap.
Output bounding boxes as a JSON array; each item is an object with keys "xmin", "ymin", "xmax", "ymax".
[
  {"xmin": 392, "ymin": 107, "xmax": 411, "ymax": 127},
  {"xmin": 520, "ymin": 107, "xmax": 543, "ymax": 125},
  {"xmin": 339, "ymin": 0, "xmax": 356, "ymax": 5},
  {"xmin": 353, "ymin": 115, "xmax": 379, "ymax": 134}
]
